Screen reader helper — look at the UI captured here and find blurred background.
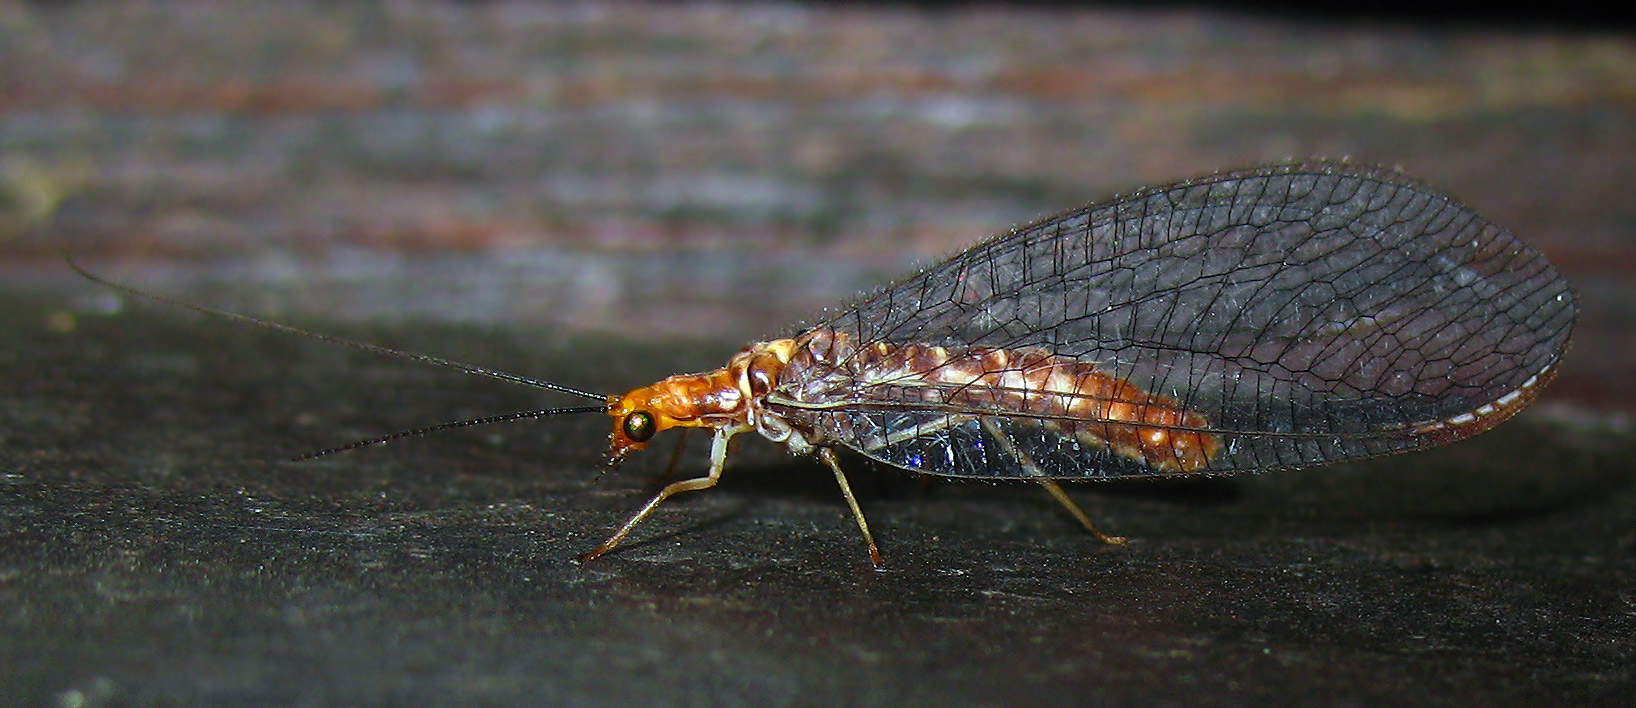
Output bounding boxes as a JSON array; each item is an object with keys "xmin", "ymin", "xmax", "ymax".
[
  {"xmin": 2, "ymin": 1, "xmax": 1630, "ymax": 413},
  {"xmin": 3, "ymin": 3, "xmax": 1634, "ymax": 706}
]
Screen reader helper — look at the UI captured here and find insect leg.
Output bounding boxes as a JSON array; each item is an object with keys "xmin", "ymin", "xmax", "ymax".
[
  {"xmin": 978, "ymin": 418, "xmax": 1126, "ymax": 546},
  {"xmin": 816, "ymin": 447, "xmax": 884, "ymax": 569},
  {"xmin": 579, "ymin": 424, "xmax": 750, "ymax": 562},
  {"xmin": 1035, "ymin": 478, "xmax": 1127, "ymax": 546}
]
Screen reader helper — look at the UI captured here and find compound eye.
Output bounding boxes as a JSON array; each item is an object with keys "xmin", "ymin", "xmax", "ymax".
[{"xmin": 622, "ymin": 411, "xmax": 656, "ymax": 443}]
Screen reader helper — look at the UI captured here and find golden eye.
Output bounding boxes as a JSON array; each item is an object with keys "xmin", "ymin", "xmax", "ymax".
[{"xmin": 622, "ymin": 411, "xmax": 656, "ymax": 443}]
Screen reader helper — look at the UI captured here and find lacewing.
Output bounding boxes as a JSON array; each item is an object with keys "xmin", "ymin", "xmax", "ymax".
[{"xmin": 73, "ymin": 162, "xmax": 1578, "ymax": 567}]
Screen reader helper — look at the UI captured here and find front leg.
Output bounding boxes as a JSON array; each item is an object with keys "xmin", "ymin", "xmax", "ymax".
[{"xmin": 579, "ymin": 424, "xmax": 751, "ymax": 562}]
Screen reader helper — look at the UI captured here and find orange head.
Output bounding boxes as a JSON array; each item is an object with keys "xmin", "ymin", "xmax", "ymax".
[
  {"xmin": 601, "ymin": 339, "xmax": 799, "ymax": 468},
  {"xmin": 603, "ymin": 368, "xmax": 746, "ymax": 466}
]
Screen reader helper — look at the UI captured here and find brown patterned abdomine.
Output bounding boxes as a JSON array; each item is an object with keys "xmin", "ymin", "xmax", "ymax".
[{"xmin": 777, "ymin": 327, "xmax": 1221, "ymax": 472}]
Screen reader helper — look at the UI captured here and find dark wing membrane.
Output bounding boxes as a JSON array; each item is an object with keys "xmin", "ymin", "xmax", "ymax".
[
  {"xmin": 779, "ymin": 162, "xmax": 1577, "ymax": 479},
  {"xmin": 774, "ymin": 406, "xmax": 1427, "ymax": 480}
]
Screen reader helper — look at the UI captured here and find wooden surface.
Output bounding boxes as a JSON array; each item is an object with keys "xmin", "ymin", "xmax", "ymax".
[{"xmin": 2, "ymin": 3, "xmax": 1633, "ymax": 706}]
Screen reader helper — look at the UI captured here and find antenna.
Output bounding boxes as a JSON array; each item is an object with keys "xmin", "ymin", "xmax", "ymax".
[
  {"xmin": 293, "ymin": 405, "xmax": 608, "ymax": 461},
  {"xmin": 65, "ymin": 254, "xmax": 610, "ymax": 401}
]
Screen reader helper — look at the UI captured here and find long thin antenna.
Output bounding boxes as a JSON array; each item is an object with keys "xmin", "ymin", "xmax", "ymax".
[
  {"xmin": 66, "ymin": 255, "xmax": 610, "ymax": 402},
  {"xmin": 293, "ymin": 405, "xmax": 608, "ymax": 461}
]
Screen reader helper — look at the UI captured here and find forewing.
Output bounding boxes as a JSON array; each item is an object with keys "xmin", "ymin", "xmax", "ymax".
[{"xmin": 780, "ymin": 162, "xmax": 1577, "ymax": 479}]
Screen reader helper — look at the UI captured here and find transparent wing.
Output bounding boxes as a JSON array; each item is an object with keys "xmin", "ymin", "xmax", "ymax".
[{"xmin": 772, "ymin": 162, "xmax": 1577, "ymax": 479}]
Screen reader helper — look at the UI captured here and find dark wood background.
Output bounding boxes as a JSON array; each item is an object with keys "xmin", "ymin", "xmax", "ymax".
[{"xmin": 3, "ymin": 3, "xmax": 1632, "ymax": 706}]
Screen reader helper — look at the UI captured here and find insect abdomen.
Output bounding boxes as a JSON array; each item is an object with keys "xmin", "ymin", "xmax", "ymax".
[{"xmin": 777, "ymin": 327, "xmax": 1220, "ymax": 473}]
